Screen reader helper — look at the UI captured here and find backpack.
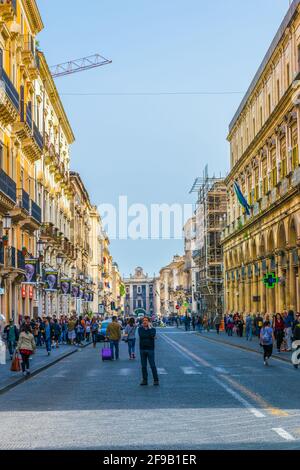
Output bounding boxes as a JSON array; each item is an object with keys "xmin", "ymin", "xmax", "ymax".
[{"xmin": 262, "ymin": 328, "xmax": 272, "ymax": 344}]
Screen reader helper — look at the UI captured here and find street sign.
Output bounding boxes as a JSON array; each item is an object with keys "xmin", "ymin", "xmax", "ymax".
[{"xmin": 99, "ymin": 304, "xmax": 104, "ymax": 314}]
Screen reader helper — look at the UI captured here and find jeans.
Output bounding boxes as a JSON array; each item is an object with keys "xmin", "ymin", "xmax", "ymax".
[
  {"xmin": 92, "ymin": 332, "xmax": 98, "ymax": 345},
  {"xmin": 45, "ymin": 337, "xmax": 51, "ymax": 353},
  {"xmin": 110, "ymin": 341, "xmax": 119, "ymax": 360},
  {"xmin": 7, "ymin": 340, "xmax": 16, "ymax": 357},
  {"xmin": 246, "ymin": 326, "xmax": 252, "ymax": 341},
  {"xmin": 285, "ymin": 327, "xmax": 292, "ymax": 350},
  {"xmin": 140, "ymin": 349, "xmax": 159, "ymax": 382},
  {"xmin": 228, "ymin": 328, "xmax": 233, "ymax": 336},
  {"xmin": 275, "ymin": 330, "xmax": 284, "ymax": 351},
  {"xmin": 128, "ymin": 338, "xmax": 136, "ymax": 357},
  {"xmin": 215, "ymin": 324, "xmax": 220, "ymax": 335},
  {"xmin": 21, "ymin": 353, "xmax": 30, "ymax": 372},
  {"xmin": 61, "ymin": 330, "xmax": 67, "ymax": 343}
]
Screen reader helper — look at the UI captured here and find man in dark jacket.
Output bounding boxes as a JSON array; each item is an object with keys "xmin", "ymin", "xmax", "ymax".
[
  {"xmin": 4, "ymin": 320, "xmax": 19, "ymax": 359},
  {"xmin": 138, "ymin": 317, "xmax": 159, "ymax": 386}
]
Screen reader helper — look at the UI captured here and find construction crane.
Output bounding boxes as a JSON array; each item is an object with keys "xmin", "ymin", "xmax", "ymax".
[{"xmin": 50, "ymin": 53, "xmax": 112, "ymax": 78}]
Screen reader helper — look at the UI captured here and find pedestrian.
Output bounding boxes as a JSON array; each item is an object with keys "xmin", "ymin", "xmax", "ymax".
[
  {"xmin": 183, "ymin": 314, "xmax": 191, "ymax": 332},
  {"xmin": 191, "ymin": 316, "xmax": 196, "ymax": 332},
  {"xmin": 260, "ymin": 320, "xmax": 275, "ymax": 366},
  {"xmin": 53, "ymin": 319, "xmax": 61, "ymax": 348},
  {"xmin": 91, "ymin": 318, "xmax": 99, "ymax": 348},
  {"xmin": 237, "ymin": 316, "xmax": 244, "ymax": 337},
  {"xmin": 245, "ymin": 314, "xmax": 253, "ymax": 341},
  {"xmin": 124, "ymin": 317, "xmax": 137, "ymax": 359},
  {"xmin": 16, "ymin": 324, "xmax": 36, "ymax": 376},
  {"xmin": 273, "ymin": 313, "xmax": 285, "ymax": 353},
  {"xmin": 284, "ymin": 310, "xmax": 294, "ymax": 352},
  {"xmin": 227, "ymin": 315, "xmax": 234, "ymax": 336},
  {"xmin": 106, "ymin": 316, "xmax": 121, "ymax": 360},
  {"xmin": 41, "ymin": 318, "xmax": 52, "ymax": 356},
  {"xmin": 138, "ymin": 316, "xmax": 159, "ymax": 386},
  {"xmin": 214, "ymin": 314, "xmax": 222, "ymax": 335},
  {"xmin": 256, "ymin": 313, "xmax": 264, "ymax": 337},
  {"xmin": 67, "ymin": 317, "xmax": 76, "ymax": 345},
  {"xmin": 85, "ymin": 320, "xmax": 91, "ymax": 342},
  {"xmin": 3, "ymin": 319, "xmax": 19, "ymax": 360}
]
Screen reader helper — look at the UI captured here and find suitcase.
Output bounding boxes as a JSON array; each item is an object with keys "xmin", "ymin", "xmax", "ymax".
[{"xmin": 102, "ymin": 342, "xmax": 112, "ymax": 361}]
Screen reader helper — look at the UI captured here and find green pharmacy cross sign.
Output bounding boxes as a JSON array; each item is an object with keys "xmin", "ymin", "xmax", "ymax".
[{"xmin": 263, "ymin": 273, "xmax": 279, "ymax": 289}]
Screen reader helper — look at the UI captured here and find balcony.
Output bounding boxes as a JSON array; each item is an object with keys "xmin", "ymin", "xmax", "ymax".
[
  {"xmin": 0, "ymin": 67, "xmax": 19, "ymax": 126},
  {"xmin": 33, "ymin": 122, "xmax": 43, "ymax": 150},
  {"xmin": 10, "ymin": 188, "xmax": 30, "ymax": 223},
  {"xmin": 21, "ymin": 200, "xmax": 42, "ymax": 232},
  {"xmin": 0, "ymin": 0, "xmax": 17, "ymax": 21},
  {"xmin": 21, "ymin": 122, "xmax": 43, "ymax": 162},
  {"xmin": 7, "ymin": 246, "xmax": 16, "ymax": 268},
  {"xmin": 0, "ymin": 168, "xmax": 16, "ymax": 211},
  {"xmin": 17, "ymin": 249, "xmax": 25, "ymax": 271}
]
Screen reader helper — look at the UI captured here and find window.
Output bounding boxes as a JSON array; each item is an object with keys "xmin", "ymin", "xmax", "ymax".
[
  {"xmin": 287, "ymin": 63, "xmax": 290, "ymax": 87},
  {"xmin": 277, "ymin": 79, "xmax": 280, "ymax": 103},
  {"xmin": 271, "ymin": 150, "xmax": 277, "ymax": 187},
  {"xmin": 292, "ymin": 125, "xmax": 298, "ymax": 170},
  {"xmin": 253, "ymin": 118, "xmax": 256, "ymax": 138},
  {"xmin": 281, "ymin": 140, "xmax": 287, "ymax": 178},
  {"xmin": 262, "ymin": 158, "xmax": 268, "ymax": 195},
  {"xmin": 137, "ymin": 286, "xmax": 142, "ymax": 294},
  {"xmin": 268, "ymin": 94, "xmax": 271, "ymax": 116},
  {"xmin": 298, "ymin": 44, "xmax": 300, "ymax": 72},
  {"xmin": 260, "ymin": 106, "xmax": 263, "ymax": 127}
]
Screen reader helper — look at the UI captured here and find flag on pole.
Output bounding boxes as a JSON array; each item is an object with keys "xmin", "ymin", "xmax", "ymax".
[{"xmin": 233, "ymin": 181, "xmax": 251, "ymax": 216}]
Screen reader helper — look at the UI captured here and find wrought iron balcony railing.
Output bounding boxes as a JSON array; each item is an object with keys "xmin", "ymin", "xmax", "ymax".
[
  {"xmin": 30, "ymin": 200, "xmax": 42, "ymax": 223},
  {"xmin": 0, "ymin": 67, "xmax": 19, "ymax": 111},
  {"xmin": 17, "ymin": 249, "xmax": 25, "ymax": 270},
  {"xmin": 33, "ymin": 122, "xmax": 43, "ymax": 150},
  {"xmin": 0, "ymin": 168, "xmax": 16, "ymax": 202},
  {"xmin": 17, "ymin": 188, "xmax": 30, "ymax": 212}
]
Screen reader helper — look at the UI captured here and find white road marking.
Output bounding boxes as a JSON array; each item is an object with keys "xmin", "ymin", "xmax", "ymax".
[
  {"xmin": 211, "ymin": 376, "xmax": 265, "ymax": 419},
  {"xmin": 213, "ymin": 367, "xmax": 229, "ymax": 374},
  {"xmin": 119, "ymin": 368, "xmax": 132, "ymax": 376},
  {"xmin": 52, "ymin": 371, "xmax": 67, "ymax": 378},
  {"xmin": 272, "ymin": 428, "xmax": 296, "ymax": 441},
  {"xmin": 86, "ymin": 369, "xmax": 99, "ymax": 377},
  {"xmin": 181, "ymin": 366, "xmax": 202, "ymax": 375},
  {"xmin": 157, "ymin": 368, "xmax": 168, "ymax": 375}
]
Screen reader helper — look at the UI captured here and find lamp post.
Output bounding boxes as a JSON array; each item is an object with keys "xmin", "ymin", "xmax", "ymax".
[
  {"xmin": 2, "ymin": 213, "xmax": 12, "ymax": 321},
  {"xmin": 56, "ymin": 254, "xmax": 64, "ymax": 317},
  {"xmin": 36, "ymin": 239, "xmax": 46, "ymax": 319}
]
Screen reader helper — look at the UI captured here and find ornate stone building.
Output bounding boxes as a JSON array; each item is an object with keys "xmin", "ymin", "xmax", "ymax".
[
  {"xmin": 123, "ymin": 267, "xmax": 158, "ymax": 316},
  {"xmin": 223, "ymin": 0, "xmax": 300, "ymax": 315}
]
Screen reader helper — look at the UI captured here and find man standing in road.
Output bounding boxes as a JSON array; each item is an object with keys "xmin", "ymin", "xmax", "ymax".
[
  {"xmin": 138, "ymin": 317, "xmax": 159, "ymax": 386},
  {"xmin": 3, "ymin": 320, "xmax": 19, "ymax": 360},
  {"xmin": 106, "ymin": 316, "xmax": 121, "ymax": 360}
]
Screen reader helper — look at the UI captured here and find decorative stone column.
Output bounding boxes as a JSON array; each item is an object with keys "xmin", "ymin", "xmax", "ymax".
[
  {"xmin": 259, "ymin": 259, "xmax": 267, "ymax": 315},
  {"xmin": 275, "ymin": 251, "xmax": 284, "ymax": 312},
  {"xmin": 289, "ymin": 248, "xmax": 297, "ymax": 311}
]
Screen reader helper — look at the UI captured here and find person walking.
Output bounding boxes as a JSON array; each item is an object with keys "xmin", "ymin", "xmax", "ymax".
[
  {"xmin": 106, "ymin": 316, "xmax": 121, "ymax": 360},
  {"xmin": 191, "ymin": 316, "xmax": 196, "ymax": 332},
  {"xmin": 3, "ymin": 320, "xmax": 19, "ymax": 360},
  {"xmin": 273, "ymin": 313, "xmax": 285, "ymax": 353},
  {"xmin": 124, "ymin": 317, "xmax": 137, "ymax": 359},
  {"xmin": 237, "ymin": 316, "xmax": 244, "ymax": 338},
  {"xmin": 138, "ymin": 316, "xmax": 159, "ymax": 386},
  {"xmin": 214, "ymin": 314, "xmax": 222, "ymax": 335},
  {"xmin": 85, "ymin": 320, "xmax": 91, "ymax": 342},
  {"xmin": 91, "ymin": 318, "xmax": 99, "ymax": 348},
  {"xmin": 227, "ymin": 315, "xmax": 234, "ymax": 336},
  {"xmin": 284, "ymin": 310, "xmax": 294, "ymax": 352},
  {"xmin": 260, "ymin": 320, "xmax": 275, "ymax": 366},
  {"xmin": 41, "ymin": 318, "xmax": 52, "ymax": 356},
  {"xmin": 245, "ymin": 314, "xmax": 253, "ymax": 341},
  {"xmin": 16, "ymin": 324, "xmax": 36, "ymax": 376},
  {"xmin": 183, "ymin": 314, "xmax": 191, "ymax": 332},
  {"xmin": 53, "ymin": 319, "xmax": 61, "ymax": 348},
  {"xmin": 67, "ymin": 317, "xmax": 76, "ymax": 345}
]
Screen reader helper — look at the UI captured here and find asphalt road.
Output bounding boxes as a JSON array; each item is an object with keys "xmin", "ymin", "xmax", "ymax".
[{"xmin": 0, "ymin": 327, "xmax": 300, "ymax": 450}]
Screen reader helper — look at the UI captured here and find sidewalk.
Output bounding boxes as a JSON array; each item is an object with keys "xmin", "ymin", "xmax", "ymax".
[
  {"xmin": 0, "ymin": 343, "xmax": 82, "ymax": 395},
  {"xmin": 191, "ymin": 329, "xmax": 292, "ymax": 364}
]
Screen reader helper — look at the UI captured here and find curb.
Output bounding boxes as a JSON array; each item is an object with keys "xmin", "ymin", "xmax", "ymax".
[
  {"xmin": 0, "ymin": 342, "xmax": 92, "ymax": 396},
  {"xmin": 194, "ymin": 332, "xmax": 292, "ymax": 364}
]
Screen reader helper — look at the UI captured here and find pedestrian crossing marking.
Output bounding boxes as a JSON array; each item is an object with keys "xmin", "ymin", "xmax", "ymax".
[
  {"xmin": 272, "ymin": 428, "xmax": 296, "ymax": 441},
  {"xmin": 157, "ymin": 368, "xmax": 168, "ymax": 375},
  {"xmin": 181, "ymin": 366, "xmax": 202, "ymax": 375},
  {"xmin": 119, "ymin": 368, "xmax": 132, "ymax": 376}
]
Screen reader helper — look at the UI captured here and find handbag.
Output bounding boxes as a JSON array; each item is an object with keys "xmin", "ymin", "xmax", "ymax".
[{"xmin": 10, "ymin": 352, "xmax": 21, "ymax": 372}]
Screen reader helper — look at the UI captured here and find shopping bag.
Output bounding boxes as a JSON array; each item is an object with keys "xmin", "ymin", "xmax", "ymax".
[
  {"xmin": 10, "ymin": 352, "xmax": 21, "ymax": 372},
  {"xmin": 0, "ymin": 340, "xmax": 6, "ymax": 365}
]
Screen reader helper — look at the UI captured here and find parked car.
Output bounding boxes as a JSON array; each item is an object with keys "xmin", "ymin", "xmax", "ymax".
[{"xmin": 97, "ymin": 319, "xmax": 112, "ymax": 342}]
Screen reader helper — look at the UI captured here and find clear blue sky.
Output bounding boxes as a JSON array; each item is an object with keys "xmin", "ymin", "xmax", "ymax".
[{"xmin": 38, "ymin": 0, "xmax": 289, "ymax": 277}]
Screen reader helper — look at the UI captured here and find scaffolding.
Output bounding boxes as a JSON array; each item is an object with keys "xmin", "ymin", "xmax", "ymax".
[{"xmin": 190, "ymin": 167, "xmax": 227, "ymax": 319}]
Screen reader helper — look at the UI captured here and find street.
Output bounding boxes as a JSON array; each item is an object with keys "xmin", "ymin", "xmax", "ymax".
[{"xmin": 0, "ymin": 327, "xmax": 300, "ymax": 450}]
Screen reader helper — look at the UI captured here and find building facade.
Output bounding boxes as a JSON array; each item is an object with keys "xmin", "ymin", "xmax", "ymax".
[
  {"xmin": 191, "ymin": 175, "xmax": 227, "ymax": 318},
  {"xmin": 159, "ymin": 256, "xmax": 191, "ymax": 317},
  {"xmin": 123, "ymin": 267, "xmax": 157, "ymax": 316},
  {"xmin": 223, "ymin": 0, "xmax": 300, "ymax": 315}
]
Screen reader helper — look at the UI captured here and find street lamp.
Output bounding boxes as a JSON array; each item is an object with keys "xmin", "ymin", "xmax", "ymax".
[
  {"xmin": 3, "ymin": 213, "xmax": 12, "ymax": 230},
  {"xmin": 56, "ymin": 254, "xmax": 63, "ymax": 267}
]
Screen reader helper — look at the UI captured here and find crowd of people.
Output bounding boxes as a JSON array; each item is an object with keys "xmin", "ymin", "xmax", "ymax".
[{"xmin": 223, "ymin": 311, "xmax": 300, "ymax": 352}]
